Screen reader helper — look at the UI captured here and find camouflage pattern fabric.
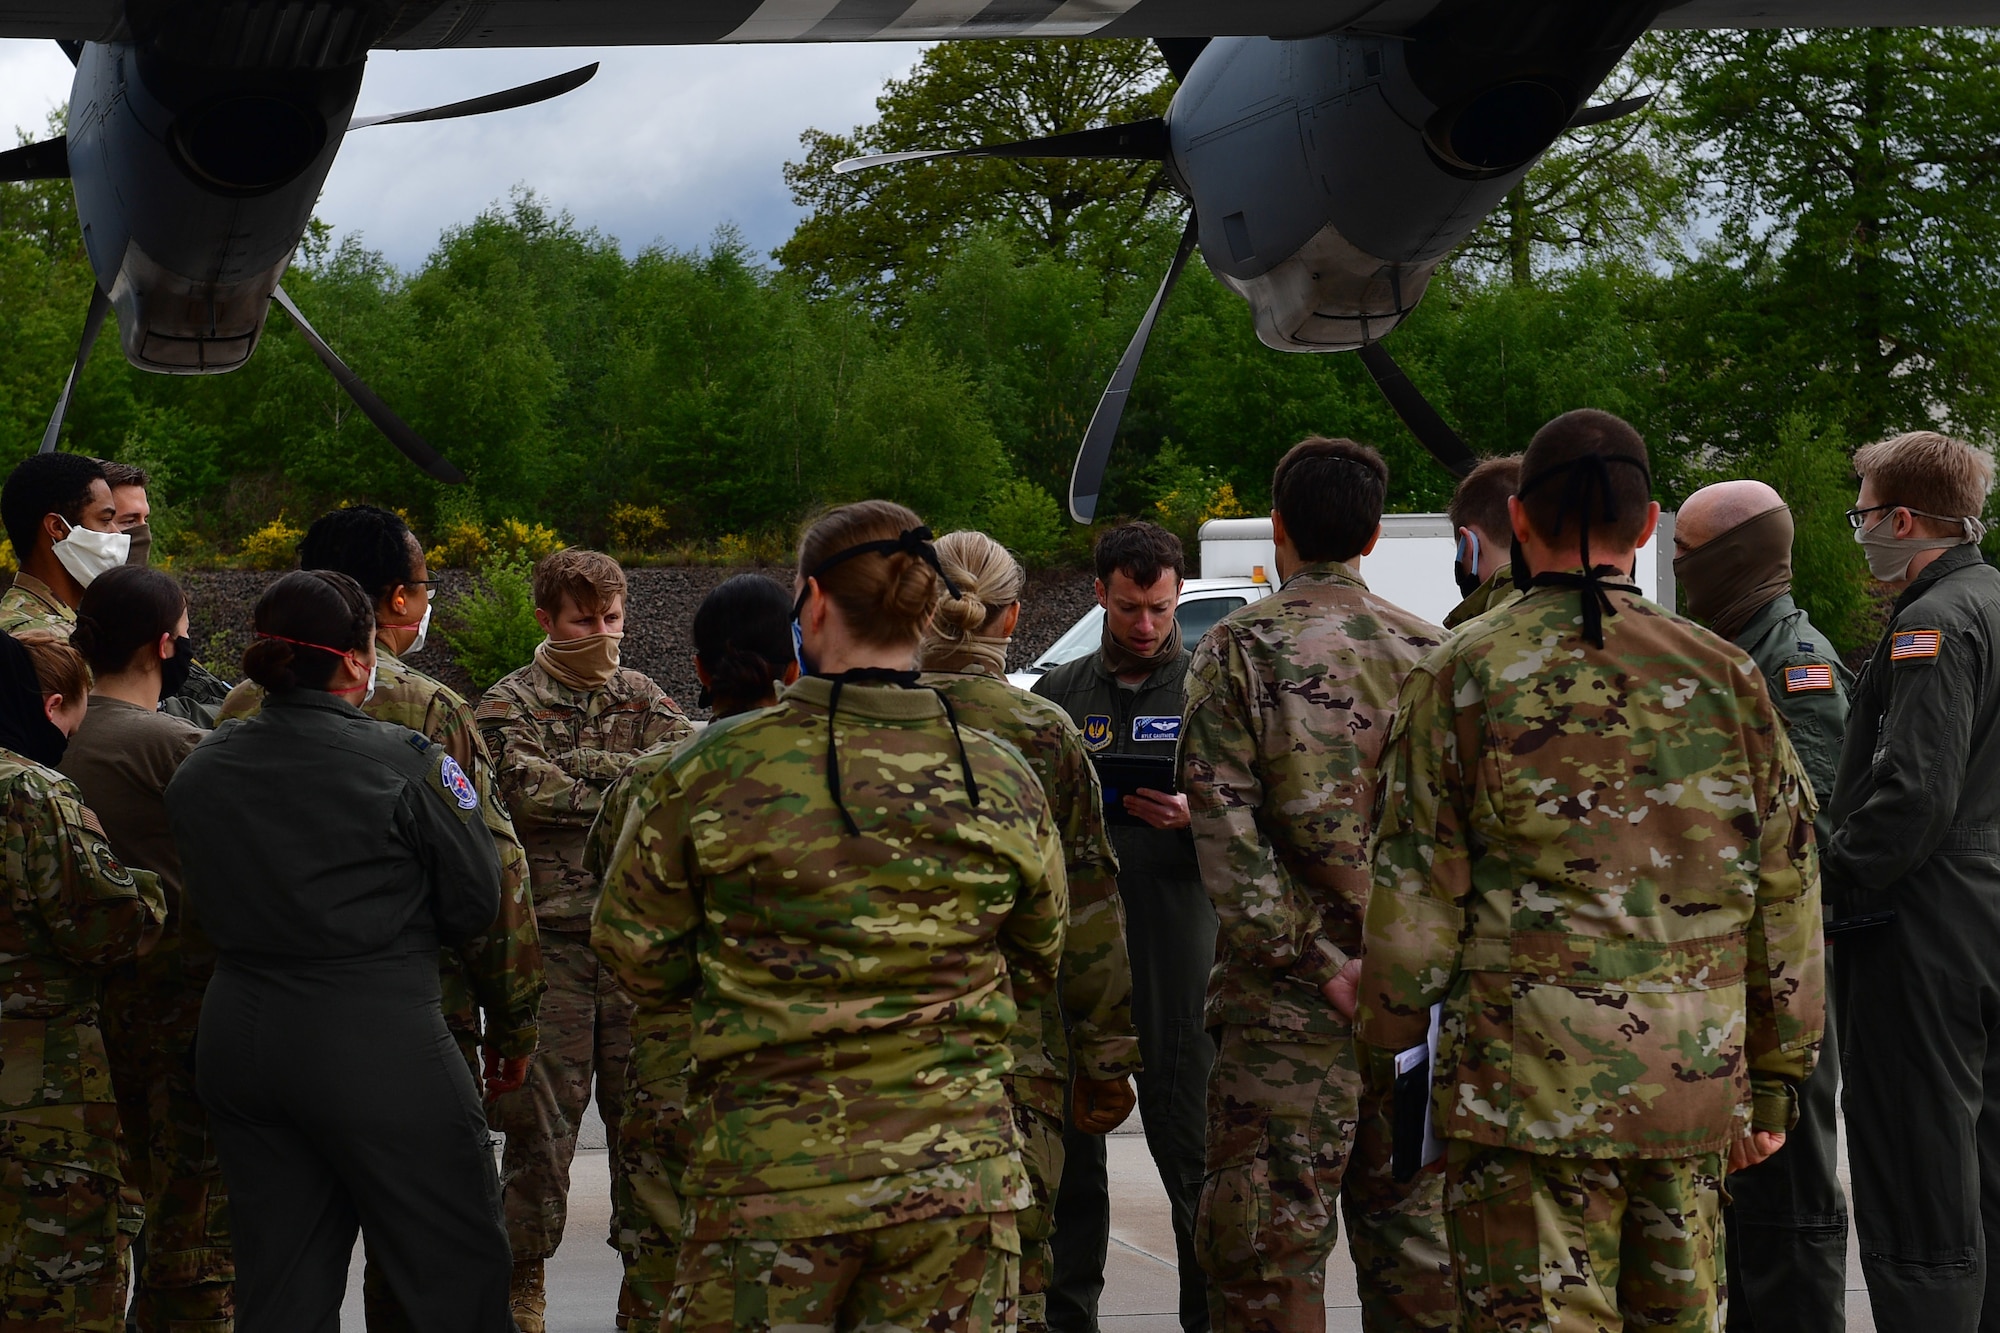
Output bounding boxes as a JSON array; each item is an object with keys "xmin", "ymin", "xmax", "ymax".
[
  {"xmin": 0, "ymin": 749, "xmax": 167, "ymax": 1329},
  {"xmin": 590, "ymin": 675, "xmax": 1064, "ymax": 1246},
  {"xmin": 1179, "ymin": 563, "xmax": 1451, "ymax": 1331},
  {"xmin": 221, "ymin": 644, "xmax": 544, "ymax": 1067},
  {"xmin": 1446, "ymin": 1143, "xmax": 1723, "ymax": 1333},
  {"xmin": 477, "ymin": 659, "xmax": 693, "ymax": 932},
  {"xmin": 1181, "ymin": 561, "xmax": 1445, "ymax": 1037},
  {"xmin": 0, "ymin": 574, "xmax": 74, "ymax": 638},
  {"xmin": 1356, "ymin": 583, "xmax": 1825, "ymax": 1160},
  {"xmin": 919, "ymin": 664, "xmax": 1137, "ymax": 1105},
  {"xmin": 663, "ymin": 1209, "xmax": 1021, "ymax": 1333},
  {"xmin": 586, "ymin": 740, "xmax": 691, "ymax": 1329},
  {"xmin": 1011, "ymin": 1103, "xmax": 1063, "ymax": 1333},
  {"xmin": 1194, "ymin": 1028, "xmax": 1454, "ymax": 1333},
  {"xmin": 1443, "ymin": 564, "xmax": 1521, "ymax": 632}
]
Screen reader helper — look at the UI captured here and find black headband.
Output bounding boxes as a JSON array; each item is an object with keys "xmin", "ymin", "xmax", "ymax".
[
  {"xmin": 1515, "ymin": 452, "xmax": 1652, "ymax": 648},
  {"xmin": 795, "ymin": 526, "xmax": 963, "ymax": 614}
]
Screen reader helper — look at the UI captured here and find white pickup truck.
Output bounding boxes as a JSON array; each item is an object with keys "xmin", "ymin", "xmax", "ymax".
[{"xmin": 1007, "ymin": 513, "xmax": 1677, "ymax": 690}]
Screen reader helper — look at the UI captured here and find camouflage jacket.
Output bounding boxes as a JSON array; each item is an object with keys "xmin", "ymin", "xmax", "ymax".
[
  {"xmin": 1181, "ymin": 561, "xmax": 1444, "ymax": 1037},
  {"xmin": 1444, "ymin": 564, "xmax": 1521, "ymax": 631},
  {"xmin": 921, "ymin": 663, "xmax": 1137, "ymax": 1108},
  {"xmin": 1356, "ymin": 584, "xmax": 1825, "ymax": 1158},
  {"xmin": 0, "ymin": 749, "xmax": 166, "ymax": 1179},
  {"xmin": 221, "ymin": 645, "xmax": 544, "ymax": 1058},
  {"xmin": 478, "ymin": 660, "xmax": 692, "ymax": 931},
  {"xmin": 0, "ymin": 573, "xmax": 73, "ymax": 637},
  {"xmin": 591, "ymin": 676, "xmax": 1064, "ymax": 1241}
]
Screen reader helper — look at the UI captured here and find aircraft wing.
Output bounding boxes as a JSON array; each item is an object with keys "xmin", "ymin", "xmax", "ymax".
[{"xmin": 0, "ymin": 3, "xmax": 118, "ymax": 38}]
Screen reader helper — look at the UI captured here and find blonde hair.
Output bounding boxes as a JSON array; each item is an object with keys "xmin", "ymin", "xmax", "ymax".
[
  {"xmin": 533, "ymin": 548, "xmax": 627, "ymax": 617},
  {"xmin": 16, "ymin": 631, "xmax": 90, "ymax": 702},
  {"xmin": 1855, "ymin": 431, "xmax": 1996, "ymax": 520},
  {"xmin": 796, "ymin": 501, "xmax": 938, "ymax": 647},
  {"xmin": 926, "ymin": 531, "xmax": 1025, "ymax": 647}
]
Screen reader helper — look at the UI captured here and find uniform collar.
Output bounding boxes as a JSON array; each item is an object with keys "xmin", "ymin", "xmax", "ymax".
[
  {"xmin": 783, "ymin": 674, "xmax": 945, "ymax": 721},
  {"xmin": 263, "ymin": 689, "xmax": 367, "ymax": 719},
  {"xmin": 9, "ymin": 572, "xmax": 72, "ymax": 620},
  {"xmin": 1280, "ymin": 559, "xmax": 1367, "ymax": 593},
  {"xmin": 1897, "ymin": 542, "xmax": 1987, "ymax": 612},
  {"xmin": 1087, "ymin": 644, "xmax": 1187, "ymax": 690},
  {"xmin": 1729, "ymin": 592, "xmax": 1798, "ymax": 654}
]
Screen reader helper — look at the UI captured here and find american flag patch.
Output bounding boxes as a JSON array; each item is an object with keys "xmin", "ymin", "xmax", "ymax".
[
  {"xmin": 1784, "ymin": 664, "xmax": 1835, "ymax": 693},
  {"xmin": 1892, "ymin": 630, "xmax": 1943, "ymax": 661}
]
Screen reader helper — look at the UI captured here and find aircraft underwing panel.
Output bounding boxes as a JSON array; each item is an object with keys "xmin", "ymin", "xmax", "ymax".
[{"xmin": 0, "ymin": 4, "xmax": 120, "ymax": 39}]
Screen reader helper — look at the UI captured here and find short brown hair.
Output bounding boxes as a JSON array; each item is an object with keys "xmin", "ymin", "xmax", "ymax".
[
  {"xmin": 1854, "ymin": 431, "xmax": 1995, "ymax": 522},
  {"xmin": 1449, "ymin": 455, "xmax": 1522, "ymax": 541},
  {"xmin": 1518, "ymin": 410, "xmax": 1653, "ymax": 550},
  {"xmin": 1272, "ymin": 437, "xmax": 1388, "ymax": 564},
  {"xmin": 100, "ymin": 461, "xmax": 149, "ymax": 490},
  {"xmin": 16, "ymin": 631, "xmax": 90, "ymax": 702},
  {"xmin": 1094, "ymin": 521, "xmax": 1184, "ymax": 589},
  {"xmin": 533, "ymin": 549, "xmax": 627, "ymax": 617},
  {"xmin": 796, "ymin": 500, "xmax": 938, "ymax": 647}
]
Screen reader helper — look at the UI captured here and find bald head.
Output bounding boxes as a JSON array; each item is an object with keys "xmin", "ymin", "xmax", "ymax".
[{"xmin": 1676, "ymin": 480, "xmax": 1787, "ymax": 553}]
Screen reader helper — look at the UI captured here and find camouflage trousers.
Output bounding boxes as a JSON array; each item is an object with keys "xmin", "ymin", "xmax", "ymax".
[
  {"xmin": 1446, "ymin": 1144, "xmax": 1723, "ymax": 1332},
  {"xmin": 493, "ymin": 931, "xmax": 632, "ymax": 1259},
  {"xmin": 1011, "ymin": 1089, "xmax": 1066, "ymax": 1333},
  {"xmin": 1195, "ymin": 1026, "xmax": 1454, "ymax": 1333},
  {"xmin": 0, "ymin": 1150, "xmax": 137, "ymax": 1333},
  {"xmin": 664, "ymin": 1210, "xmax": 1022, "ymax": 1333},
  {"xmin": 613, "ymin": 1064, "xmax": 690, "ymax": 1331},
  {"xmin": 101, "ymin": 968, "xmax": 233, "ymax": 1331}
]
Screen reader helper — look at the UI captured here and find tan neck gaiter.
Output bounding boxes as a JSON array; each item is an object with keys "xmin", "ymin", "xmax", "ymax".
[{"xmin": 536, "ymin": 633, "xmax": 622, "ymax": 691}]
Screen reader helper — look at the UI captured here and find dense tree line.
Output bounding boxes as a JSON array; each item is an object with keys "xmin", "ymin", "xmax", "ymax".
[{"xmin": 4, "ymin": 28, "xmax": 2000, "ymax": 651}]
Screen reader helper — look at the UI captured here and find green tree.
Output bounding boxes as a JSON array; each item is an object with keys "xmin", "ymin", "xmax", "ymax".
[{"xmin": 778, "ymin": 40, "xmax": 1177, "ymax": 304}]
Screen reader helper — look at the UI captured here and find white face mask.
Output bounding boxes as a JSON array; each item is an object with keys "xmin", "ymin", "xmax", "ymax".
[
  {"xmin": 405, "ymin": 603, "xmax": 432, "ymax": 655},
  {"xmin": 1854, "ymin": 510, "xmax": 1985, "ymax": 583},
  {"xmin": 51, "ymin": 517, "xmax": 131, "ymax": 588},
  {"xmin": 363, "ymin": 659, "xmax": 378, "ymax": 705}
]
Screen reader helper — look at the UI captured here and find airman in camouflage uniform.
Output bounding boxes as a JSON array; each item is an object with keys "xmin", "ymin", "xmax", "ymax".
[
  {"xmin": 922, "ymin": 646, "xmax": 1138, "ymax": 1333},
  {"xmin": 1, "ymin": 747, "xmax": 168, "ymax": 1331},
  {"xmin": 1356, "ymin": 412, "xmax": 1824, "ymax": 1332},
  {"xmin": 477, "ymin": 552, "xmax": 692, "ymax": 1329},
  {"xmin": 0, "ymin": 574, "xmax": 74, "ymax": 638},
  {"xmin": 1444, "ymin": 455, "xmax": 1523, "ymax": 632},
  {"xmin": 1179, "ymin": 439, "xmax": 1453, "ymax": 1333},
  {"xmin": 592, "ymin": 669, "xmax": 1067, "ymax": 1331}
]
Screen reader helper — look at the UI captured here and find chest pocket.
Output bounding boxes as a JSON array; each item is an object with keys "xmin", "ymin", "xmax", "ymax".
[{"xmin": 593, "ymin": 701, "xmax": 655, "ymax": 756}]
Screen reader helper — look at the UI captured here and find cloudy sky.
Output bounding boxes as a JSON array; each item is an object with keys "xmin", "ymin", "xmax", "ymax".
[{"xmin": 0, "ymin": 38, "xmax": 929, "ymax": 271}]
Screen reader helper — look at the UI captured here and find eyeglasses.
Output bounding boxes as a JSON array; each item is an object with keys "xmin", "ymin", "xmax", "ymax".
[
  {"xmin": 403, "ymin": 577, "xmax": 443, "ymax": 587},
  {"xmin": 1845, "ymin": 505, "xmax": 1897, "ymax": 530}
]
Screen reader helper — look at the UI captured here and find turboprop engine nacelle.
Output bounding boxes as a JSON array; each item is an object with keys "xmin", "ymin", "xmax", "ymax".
[
  {"xmin": 1168, "ymin": 0, "xmax": 1661, "ymax": 352},
  {"xmin": 67, "ymin": 40, "xmax": 363, "ymax": 373}
]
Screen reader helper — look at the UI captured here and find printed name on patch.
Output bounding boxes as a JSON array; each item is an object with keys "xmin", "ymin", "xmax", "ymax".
[
  {"xmin": 1891, "ymin": 630, "xmax": 1943, "ymax": 661},
  {"xmin": 1783, "ymin": 664, "xmax": 1836, "ymax": 694},
  {"xmin": 1133, "ymin": 716, "xmax": 1182, "ymax": 743}
]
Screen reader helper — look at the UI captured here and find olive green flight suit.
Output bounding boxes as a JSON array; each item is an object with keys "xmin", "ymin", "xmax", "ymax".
[{"xmin": 1725, "ymin": 593, "xmax": 1851, "ymax": 1333}]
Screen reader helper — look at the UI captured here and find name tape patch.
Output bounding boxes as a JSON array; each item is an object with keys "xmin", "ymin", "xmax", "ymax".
[
  {"xmin": 1080, "ymin": 715, "xmax": 1113, "ymax": 752},
  {"xmin": 1891, "ymin": 630, "xmax": 1942, "ymax": 662},
  {"xmin": 440, "ymin": 754, "xmax": 480, "ymax": 810},
  {"xmin": 1783, "ymin": 664, "xmax": 1836, "ymax": 694},
  {"xmin": 1134, "ymin": 716, "xmax": 1182, "ymax": 743}
]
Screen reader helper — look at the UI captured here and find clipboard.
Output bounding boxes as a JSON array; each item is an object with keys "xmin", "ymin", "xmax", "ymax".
[{"xmin": 1090, "ymin": 753, "xmax": 1178, "ymax": 827}]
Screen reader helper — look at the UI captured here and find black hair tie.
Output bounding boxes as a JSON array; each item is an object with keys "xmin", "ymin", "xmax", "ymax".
[
  {"xmin": 793, "ymin": 527, "xmax": 964, "ymax": 621},
  {"xmin": 1515, "ymin": 453, "xmax": 1651, "ymax": 648}
]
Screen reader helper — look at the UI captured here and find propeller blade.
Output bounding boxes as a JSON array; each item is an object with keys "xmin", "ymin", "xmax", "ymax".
[
  {"xmin": 271, "ymin": 285, "xmax": 468, "ymax": 485},
  {"xmin": 1069, "ymin": 212, "xmax": 1201, "ymax": 524},
  {"xmin": 41, "ymin": 286, "xmax": 109, "ymax": 454},
  {"xmin": 834, "ymin": 118, "xmax": 1169, "ymax": 176},
  {"xmin": 1357, "ymin": 343, "xmax": 1478, "ymax": 480},
  {"xmin": 1155, "ymin": 38, "xmax": 1210, "ymax": 82},
  {"xmin": 349, "ymin": 62, "xmax": 599, "ymax": 130},
  {"xmin": 1567, "ymin": 93, "xmax": 1653, "ymax": 130},
  {"xmin": 0, "ymin": 135, "xmax": 69, "ymax": 182}
]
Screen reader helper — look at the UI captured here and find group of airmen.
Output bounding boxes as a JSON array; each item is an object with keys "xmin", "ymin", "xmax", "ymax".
[{"xmin": 0, "ymin": 405, "xmax": 1995, "ymax": 1333}]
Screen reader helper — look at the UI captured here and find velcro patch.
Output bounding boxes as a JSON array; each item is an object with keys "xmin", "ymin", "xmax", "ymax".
[
  {"xmin": 1891, "ymin": 630, "xmax": 1942, "ymax": 662},
  {"xmin": 440, "ymin": 755, "xmax": 480, "ymax": 810},
  {"xmin": 1134, "ymin": 716, "xmax": 1182, "ymax": 743},
  {"xmin": 1080, "ymin": 715, "xmax": 1112, "ymax": 752},
  {"xmin": 1784, "ymin": 665, "xmax": 1835, "ymax": 694}
]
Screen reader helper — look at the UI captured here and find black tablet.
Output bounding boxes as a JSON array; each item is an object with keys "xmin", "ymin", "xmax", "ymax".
[{"xmin": 1091, "ymin": 754, "xmax": 1178, "ymax": 826}]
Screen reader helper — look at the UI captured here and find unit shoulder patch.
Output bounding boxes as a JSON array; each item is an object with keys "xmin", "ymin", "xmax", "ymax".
[
  {"xmin": 1891, "ymin": 629, "xmax": 1943, "ymax": 662},
  {"xmin": 440, "ymin": 754, "xmax": 480, "ymax": 810},
  {"xmin": 1782, "ymin": 664, "xmax": 1836, "ymax": 694},
  {"xmin": 1080, "ymin": 715, "xmax": 1113, "ymax": 752}
]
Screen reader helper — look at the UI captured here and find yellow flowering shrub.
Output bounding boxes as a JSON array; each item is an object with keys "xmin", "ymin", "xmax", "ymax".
[{"xmin": 238, "ymin": 516, "xmax": 303, "ymax": 571}]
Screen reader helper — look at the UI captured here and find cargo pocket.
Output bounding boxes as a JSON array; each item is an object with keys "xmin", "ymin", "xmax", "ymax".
[{"xmin": 0, "ymin": 1153, "xmax": 123, "ymax": 1293}]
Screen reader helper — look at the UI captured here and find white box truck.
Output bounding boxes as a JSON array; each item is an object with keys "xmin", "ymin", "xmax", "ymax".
[{"xmin": 1008, "ymin": 513, "xmax": 1676, "ymax": 689}]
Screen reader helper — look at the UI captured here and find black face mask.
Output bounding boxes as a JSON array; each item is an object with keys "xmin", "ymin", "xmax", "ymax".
[{"xmin": 160, "ymin": 636, "xmax": 194, "ymax": 701}]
